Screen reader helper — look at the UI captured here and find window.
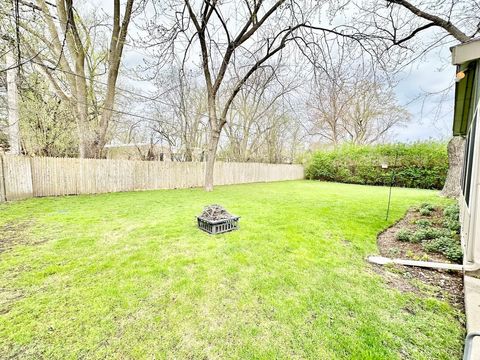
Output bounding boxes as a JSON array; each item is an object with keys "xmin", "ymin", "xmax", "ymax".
[
  {"xmin": 461, "ymin": 132, "xmax": 470, "ymax": 194},
  {"xmin": 464, "ymin": 114, "xmax": 477, "ymax": 207}
]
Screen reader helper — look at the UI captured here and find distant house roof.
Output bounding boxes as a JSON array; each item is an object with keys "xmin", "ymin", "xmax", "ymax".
[{"xmin": 451, "ymin": 39, "xmax": 480, "ymax": 136}]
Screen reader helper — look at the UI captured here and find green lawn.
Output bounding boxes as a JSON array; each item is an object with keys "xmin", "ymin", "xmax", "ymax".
[{"xmin": 0, "ymin": 181, "xmax": 463, "ymax": 359}]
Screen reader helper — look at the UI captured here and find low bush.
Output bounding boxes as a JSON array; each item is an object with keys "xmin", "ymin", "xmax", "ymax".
[
  {"xmin": 442, "ymin": 203, "xmax": 461, "ymax": 233},
  {"xmin": 305, "ymin": 142, "xmax": 448, "ymax": 189},
  {"xmin": 419, "ymin": 208, "xmax": 433, "ymax": 216},
  {"xmin": 396, "ymin": 229, "xmax": 414, "ymax": 242},
  {"xmin": 444, "ymin": 204, "xmax": 460, "ymax": 221},
  {"xmin": 420, "ymin": 203, "xmax": 436, "ymax": 212},
  {"xmin": 443, "ymin": 218, "xmax": 461, "ymax": 233},
  {"xmin": 393, "ymin": 203, "xmax": 463, "ymax": 263},
  {"xmin": 423, "ymin": 236, "xmax": 463, "ymax": 263},
  {"xmin": 444, "ymin": 245, "xmax": 464, "ymax": 263},
  {"xmin": 415, "ymin": 219, "xmax": 432, "ymax": 228},
  {"xmin": 412, "ymin": 228, "xmax": 450, "ymax": 243}
]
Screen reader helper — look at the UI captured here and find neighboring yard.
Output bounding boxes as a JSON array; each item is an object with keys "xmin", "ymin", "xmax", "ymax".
[{"xmin": 0, "ymin": 181, "xmax": 463, "ymax": 359}]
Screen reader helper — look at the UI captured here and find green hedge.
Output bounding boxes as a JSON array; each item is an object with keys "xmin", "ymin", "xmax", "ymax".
[{"xmin": 305, "ymin": 142, "xmax": 448, "ymax": 189}]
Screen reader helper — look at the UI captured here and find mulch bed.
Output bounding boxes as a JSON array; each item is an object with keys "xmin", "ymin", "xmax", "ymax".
[{"xmin": 374, "ymin": 208, "xmax": 464, "ymax": 310}]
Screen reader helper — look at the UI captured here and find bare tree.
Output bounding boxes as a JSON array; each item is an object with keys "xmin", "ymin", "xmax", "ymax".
[
  {"xmin": 0, "ymin": 2, "xmax": 21, "ymax": 154},
  {"xmin": 261, "ymin": 108, "xmax": 302, "ymax": 163},
  {"xmin": 168, "ymin": 69, "xmax": 208, "ymax": 161},
  {"xmin": 5, "ymin": 48, "xmax": 20, "ymax": 154},
  {"xmin": 307, "ymin": 55, "xmax": 355, "ymax": 146},
  {"xmin": 309, "ymin": 77, "xmax": 409, "ymax": 146},
  {"xmin": 134, "ymin": 67, "xmax": 209, "ymax": 161},
  {"xmin": 343, "ymin": 80, "xmax": 410, "ymax": 144},
  {"xmin": 223, "ymin": 62, "xmax": 297, "ymax": 162},
  {"xmin": 12, "ymin": 0, "xmax": 135, "ymax": 158},
  {"xmin": 144, "ymin": 0, "xmax": 376, "ymax": 190},
  {"xmin": 307, "ymin": 41, "xmax": 409, "ymax": 146}
]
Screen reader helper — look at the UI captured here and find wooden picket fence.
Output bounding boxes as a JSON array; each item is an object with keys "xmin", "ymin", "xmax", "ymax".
[{"xmin": 0, "ymin": 155, "xmax": 304, "ymax": 201}]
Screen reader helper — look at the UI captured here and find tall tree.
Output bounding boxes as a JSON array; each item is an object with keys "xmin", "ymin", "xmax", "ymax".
[
  {"xmin": 165, "ymin": 69, "xmax": 208, "ymax": 161},
  {"xmin": 343, "ymin": 80, "xmax": 410, "ymax": 144},
  {"xmin": 5, "ymin": 48, "xmax": 21, "ymax": 154},
  {"xmin": 223, "ymin": 62, "xmax": 297, "ymax": 162},
  {"xmin": 146, "ymin": 0, "xmax": 374, "ymax": 190},
  {"xmin": 307, "ymin": 41, "xmax": 409, "ymax": 146},
  {"xmin": 15, "ymin": 0, "xmax": 135, "ymax": 158}
]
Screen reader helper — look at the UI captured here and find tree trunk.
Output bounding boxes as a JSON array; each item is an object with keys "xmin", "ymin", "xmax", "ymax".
[
  {"xmin": 204, "ymin": 129, "xmax": 221, "ymax": 191},
  {"xmin": 184, "ymin": 146, "xmax": 193, "ymax": 162},
  {"xmin": 5, "ymin": 50, "xmax": 21, "ymax": 155},
  {"xmin": 76, "ymin": 121, "xmax": 89, "ymax": 158},
  {"xmin": 441, "ymin": 136, "xmax": 465, "ymax": 198}
]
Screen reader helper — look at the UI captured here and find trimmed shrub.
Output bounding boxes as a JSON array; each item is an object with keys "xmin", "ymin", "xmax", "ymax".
[{"xmin": 305, "ymin": 142, "xmax": 448, "ymax": 189}]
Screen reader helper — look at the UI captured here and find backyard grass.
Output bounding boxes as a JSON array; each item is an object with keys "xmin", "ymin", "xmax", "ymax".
[{"xmin": 0, "ymin": 181, "xmax": 462, "ymax": 359}]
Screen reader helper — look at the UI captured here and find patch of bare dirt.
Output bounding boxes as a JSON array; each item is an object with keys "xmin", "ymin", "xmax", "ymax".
[
  {"xmin": 375, "ymin": 207, "xmax": 464, "ymax": 310},
  {"xmin": 0, "ymin": 288, "xmax": 25, "ymax": 315},
  {"xmin": 0, "ymin": 221, "xmax": 39, "ymax": 315},
  {"xmin": 0, "ymin": 220, "xmax": 45, "ymax": 253}
]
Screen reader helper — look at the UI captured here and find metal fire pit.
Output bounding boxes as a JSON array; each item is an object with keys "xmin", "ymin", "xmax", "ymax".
[
  {"xmin": 197, "ymin": 215, "xmax": 240, "ymax": 234},
  {"xmin": 197, "ymin": 205, "xmax": 240, "ymax": 234}
]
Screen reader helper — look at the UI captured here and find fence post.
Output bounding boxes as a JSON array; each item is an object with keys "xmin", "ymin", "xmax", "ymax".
[{"xmin": 0, "ymin": 154, "xmax": 6, "ymax": 202}]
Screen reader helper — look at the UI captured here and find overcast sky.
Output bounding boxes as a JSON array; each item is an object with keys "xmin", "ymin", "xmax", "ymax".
[
  {"xmin": 393, "ymin": 45, "xmax": 456, "ymax": 142},
  {"xmin": 93, "ymin": 0, "xmax": 458, "ymax": 143}
]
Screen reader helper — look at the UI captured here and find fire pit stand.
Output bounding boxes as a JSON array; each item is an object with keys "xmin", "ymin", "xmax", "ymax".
[
  {"xmin": 197, "ymin": 216, "xmax": 240, "ymax": 234},
  {"xmin": 197, "ymin": 204, "xmax": 240, "ymax": 234}
]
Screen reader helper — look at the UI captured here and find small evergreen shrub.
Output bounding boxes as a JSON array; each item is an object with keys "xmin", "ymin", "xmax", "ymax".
[
  {"xmin": 444, "ymin": 245, "xmax": 463, "ymax": 263},
  {"xmin": 442, "ymin": 203, "xmax": 461, "ymax": 233},
  {"xmin": 415, "ymin": 219, "xmax": 432, "ymax": 228},
  {"xmin": 423, "ymin": 237, "xmax": 449, "ymax": 252},
  {"xmin": 396, "ymin": 229, "xmax": 414, "ymax": 242},
  {"xmin": 412, "ymin": 228, "xmax": 449, "ymax": 243},
  {"xmin": 423, "ymin": 236, "xmax": 463, "ymax": 263},
  {"xmin": 411, "ymin": 230, "xmax": 426, "ymax": 243},
  {"xmin": 443, "ymin": 218, "xmax": 461, "ymax": 233},
  {"xmin": 419, "ymin": 208, "xmax": 432, "ymax": 216},
  {"xmin": 420, "ymin": 203, "xmax": 436, "ymax": 212},
  {"xmin": 443, "ymin": 204, "xmax": 460, "ymax": 220}
]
